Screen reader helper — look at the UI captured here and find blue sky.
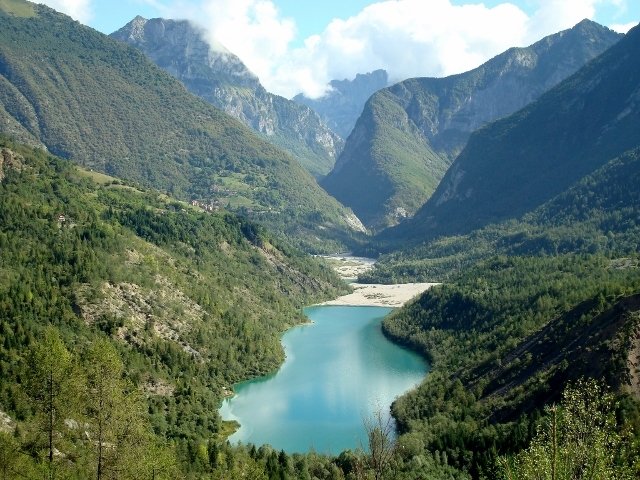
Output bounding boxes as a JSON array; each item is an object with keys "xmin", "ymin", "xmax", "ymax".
[
  {"xmin": 87, "ymin": 1, "xmax": 388, "ymax": 38},
  {"xmin": 41, "ymin": 0, "xmax": 640, "ymax": 98}
]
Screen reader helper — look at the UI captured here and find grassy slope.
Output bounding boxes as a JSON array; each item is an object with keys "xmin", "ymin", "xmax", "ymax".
[{"xmin": 0, "ymin": 1, "xmax": 359, "ymax": 252}]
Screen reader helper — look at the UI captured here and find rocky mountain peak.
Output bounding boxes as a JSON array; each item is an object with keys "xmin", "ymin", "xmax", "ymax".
[
  {"xmin": 117, "ymin": 15, "xmax": 148, "ymax": 43},
  {"xmin": 293, "ymin": 69, "xmax": 391, "ymax": 139},
  {"xmin": 112, "ymin": 17, "xmax": 260, "ymax": 91},
  {"xmin": 111, "ymin": 16, "xmax": 344, "ymax": 179}
]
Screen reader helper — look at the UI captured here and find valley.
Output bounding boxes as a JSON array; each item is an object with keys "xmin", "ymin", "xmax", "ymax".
[
  {"xmin": 218, "ymin": 256, "xmax": 434, "ymax": 454},
  {"xmin": 0, "ymin": 0, "xmax": 639, "ymax": 479}
]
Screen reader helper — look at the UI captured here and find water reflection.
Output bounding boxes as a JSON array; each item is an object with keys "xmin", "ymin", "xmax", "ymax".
[{"xmin": 219, "ymin": 306, "xmax": 428, "ymax": 454}]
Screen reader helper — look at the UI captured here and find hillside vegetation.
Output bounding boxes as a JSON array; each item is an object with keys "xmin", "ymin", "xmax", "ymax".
[
  {"xmin": 382, "ymin": 253, "xmax": 640, "ymax": 478},
  {"xmin": 0, "ymin": 136, "xmax": 351, "ymax": 475},
  {"xmin": 0, "ymin": 1, "xmax": 363, "ymax": 252},
  {"xmin": 322, "ymin": 91, "xmax": 449, "ymax": 231},
  {"xmin": 324, "ymin": 20, "xmax": 620, "ymax": 231},
  {"xmin": 111, "ymin": 17, "xmax": 344, "ymax": 179}
]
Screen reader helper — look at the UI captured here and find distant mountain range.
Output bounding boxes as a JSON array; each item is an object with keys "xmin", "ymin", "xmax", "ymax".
[
  {"xmin": 111, "ymin": 16, "xmax": 343, "ymax": 179},
  {"xmin": 323, "ymin": 20, "xmax": 622, "ymax": 231},
  {"xmin": 293, "ymin": 69, "xmax": 390, "ymax": 139},
  {"xmin": 382, "ymin": 21, "xmax": 640, "ymax": 245},
  {"xmin": 0, "ymin": 2, "xmax": 364, "ymax": 251}
]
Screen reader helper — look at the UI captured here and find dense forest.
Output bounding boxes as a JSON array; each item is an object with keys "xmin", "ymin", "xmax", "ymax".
[
  {"xmin": 383, "ymin": 254, "xmax": 640, "ymax": 477},
  {"xmin": 0, "ymin": 137, "xmax": 366, "ymax": 478},
  {"xmin": 0, "ymin": 1, "xmax": 639, "ymax": 478}
]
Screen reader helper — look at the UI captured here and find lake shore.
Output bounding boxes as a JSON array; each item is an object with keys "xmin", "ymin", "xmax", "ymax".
[{"xmin": 319, "ymin": 282, "xmax": 439, "ymax": 307}]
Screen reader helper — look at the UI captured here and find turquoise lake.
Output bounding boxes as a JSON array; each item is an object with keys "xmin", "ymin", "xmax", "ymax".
[{"xmin": 219, "ymin": 305, "xmax": 428, "ymax": 454}]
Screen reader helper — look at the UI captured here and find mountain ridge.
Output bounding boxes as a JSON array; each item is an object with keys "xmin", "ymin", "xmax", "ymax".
[
  {"xmin": 111, "ymin": 16, "xmax": 343, "ymax": 179},
  {"xmin": 0, "ymin": 2, "xmax": 364, "ymax": 252},
  {"xmin": 323, "ymin": 19, "xmax": 622, "ymax": 231},
  {"xmin": 382, "ymin": 20, "xmax": 640, "ymax": 244}
]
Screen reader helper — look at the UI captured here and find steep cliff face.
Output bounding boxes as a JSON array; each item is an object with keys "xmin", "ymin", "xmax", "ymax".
[
  {"xmin": 387, "ymin": 19, "xmax": 623, "ymax": 160},
  {"xmin": 293, "ymin": 69, "xmax": 390, "ymax": 139},
  {"xmin": 383, "ymin": 21, "xmax": 640, "ymax": 244},
  {"xmin": 322, "ymin": 20, "xmax": 622, "ymax": 231},
  {"xmin": 112, "ymin": 17, "xmax": 343, "ymax": 179}
]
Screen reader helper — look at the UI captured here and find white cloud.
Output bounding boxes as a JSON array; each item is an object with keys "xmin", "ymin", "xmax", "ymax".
[
  {"xmin": 38, "ymin": 0, "xmax": 93, "ymax": 23},
  {"xmin": 284, "ymin": 0, "xmax": 531, "ymax": 97},
  {"xmin": 141, "ymin": 0, "xmax": 634, "ymax": 99},
  {"xmin": 156, "ymin": 0, "xmax": 296, "ymax": 91},
  {"xmin": 610, "ymin": 21, "xmax": 637, "ymax": 33}
]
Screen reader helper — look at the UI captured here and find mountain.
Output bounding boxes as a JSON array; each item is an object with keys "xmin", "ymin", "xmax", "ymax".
[
  {"xmin": 0, "ymin": 135, "xmax": 351, "ymax": 476},
  {"xmin": 111, "ymin": 17, "xmax": 343, "ymax": 179},
  {"xmin": 323, "ymin": 20, "xmax": 622, "ymax": 231},
  {"xmin": 358, "ymin": 27, "xmax": 640, "ymax": 476},
  {"xmin": 365, "ymin": 145, "xmax": 640, "ymax": 283},
  {"xmin": 383, "ymin": 21, "xmax": 640, "ymax": 245},
  {"xmin": 293, "ymin": 69, "xmax": 390, "ymax": 139},
  {"xmin": 321, "ymin": 90, "xmax": 450, "ymax": 231},
  {"xmin": 0, "ymin": 1, "xmax": 364, "ymax": 252}
]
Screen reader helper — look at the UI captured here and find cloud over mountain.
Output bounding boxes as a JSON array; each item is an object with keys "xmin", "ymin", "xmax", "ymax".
[{"xmin": 40, "ymin": 0, "xmax": 636, "ymax": 98}]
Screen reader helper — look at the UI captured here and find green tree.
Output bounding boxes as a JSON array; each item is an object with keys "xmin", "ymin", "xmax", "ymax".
[
  {"xmin": 26, "ymin": 326, "xmax": 78, "ymax": 479},
  {"xmin": 499, "ymin": 379, "xmax": 636, "ymax": 480},
  {"xmin": 0, "ymin": 431, "xmax": 22, "ymax": 480},
  {"xmin": 84, "ymin": 339, "xmax": 150, "ymax": 480}
]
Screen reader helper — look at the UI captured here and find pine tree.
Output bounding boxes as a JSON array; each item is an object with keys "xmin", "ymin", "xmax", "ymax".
[
  {"xmin": 83, "ymin": 339, "xmax": 150, "ymax": 480},
  {"xmin": 26, "ymin": 326, "xmax": 78, "ymax": 479},
  {"xmin": 499, "ymin": 379, "xmax": 636, "ymax": 480}
]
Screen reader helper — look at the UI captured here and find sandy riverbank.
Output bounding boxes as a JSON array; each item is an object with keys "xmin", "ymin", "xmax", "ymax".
[
  {"xmin": 320, "ymin": 282, "xmax": 439, "ymax": 308},
  {"xmin": 320, "ymin": 255, "xmax": 376, "ymax": 280}
]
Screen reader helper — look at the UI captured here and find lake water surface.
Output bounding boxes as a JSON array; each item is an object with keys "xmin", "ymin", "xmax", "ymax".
[{"xmin": 219, "ymin": 305, "xmax": 428, "ymax": 454}]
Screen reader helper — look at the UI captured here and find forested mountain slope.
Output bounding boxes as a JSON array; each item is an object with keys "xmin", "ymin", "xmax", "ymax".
[
  {"xmin": 324, "ymin": 20, "xmax": 621, "ymax": 231},
  {"xmin": 383, "ymin": 253, "xmax": 640, "ymax": 478},
  {"xmin": 112, "ymin": 16, "xmax": 343, "ymax": 179},
  {"xmin": 382, "ymin": 21, "xmax": 640, "ymax": 244},
  {"xmin": 0, "ymin": 135, "xmax": 348, "ymax": 476},
  {"xmin": 0, "ymin": 1, "xmax": 364, "ymax": 252}
]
